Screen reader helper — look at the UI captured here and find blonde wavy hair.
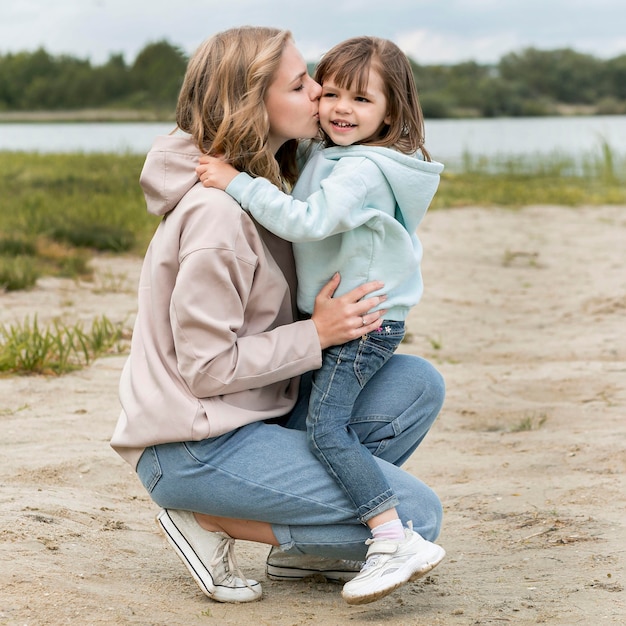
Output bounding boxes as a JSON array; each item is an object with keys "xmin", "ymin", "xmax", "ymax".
[
  {"xmin": 314, "ymin": 36, "xmax": 431, "ymax": 160},
  {"xmin": 176, "ymin": 26, "xmax": 298, "ymax": 187}
]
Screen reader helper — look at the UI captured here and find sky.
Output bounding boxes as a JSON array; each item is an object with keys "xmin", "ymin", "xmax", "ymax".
[{"xmin": 1, "ymin": 0, "xmax": 625, "ymax": 66}]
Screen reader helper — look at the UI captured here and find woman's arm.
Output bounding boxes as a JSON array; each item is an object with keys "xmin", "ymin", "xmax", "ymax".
[{"xmin": 311, "ymin": 272, "xmax": 387, "ymax": 349}]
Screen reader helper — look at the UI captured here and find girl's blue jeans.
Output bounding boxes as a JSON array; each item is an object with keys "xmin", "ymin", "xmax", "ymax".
[
  {"xmin": 136, "ymin": 353, "xmax": 445, "ymax": 561},
  {"xmin": 307, "ymin": 321, "xmax": 405, "ymax": 523}
]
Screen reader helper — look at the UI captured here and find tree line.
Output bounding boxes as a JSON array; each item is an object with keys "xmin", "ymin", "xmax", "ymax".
[{"xmin": 1, "ymin": 41, "xmax": 625, "ymax": 118}]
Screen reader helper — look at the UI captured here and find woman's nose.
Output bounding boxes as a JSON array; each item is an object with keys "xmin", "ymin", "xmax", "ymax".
[{"xmin": 310, "ymin": 80, "xmax": 322, "ymax": 100}]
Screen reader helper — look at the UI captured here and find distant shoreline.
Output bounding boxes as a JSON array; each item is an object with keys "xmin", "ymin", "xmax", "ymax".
[
  {"xmin": 0, "ymin": 110, "xmax": 175, "ymax": 123},
  {"xmin": 0, "ymin": 104, "xmax": 615, "ymax": 124}
]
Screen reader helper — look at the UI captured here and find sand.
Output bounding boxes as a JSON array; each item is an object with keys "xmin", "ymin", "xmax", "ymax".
[{"xmin": 1, "ymin": 205, "xmax": 624, "ymax": 625}]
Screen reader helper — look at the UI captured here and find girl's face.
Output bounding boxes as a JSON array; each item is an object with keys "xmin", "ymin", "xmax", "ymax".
[
  {"xmin": 318, "ymin": 67, "xmax": 390, "ymax": 147},
  {"xmin": 265, "ymin": 41, "xmax": 322, "ymax": 154}
]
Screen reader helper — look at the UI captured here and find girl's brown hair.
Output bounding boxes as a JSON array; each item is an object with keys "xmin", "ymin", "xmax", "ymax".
[
  {"xmin": 314, "ymin": 36, "xmax": 431, "ymax": 160},
  {"xmin": 176, "ymin": 26, "xmax": 298, "ymax": 187}
]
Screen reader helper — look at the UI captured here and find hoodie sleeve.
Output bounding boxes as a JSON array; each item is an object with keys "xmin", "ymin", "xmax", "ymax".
[
  {"xmin": 169, "ymin": 200, "xmax": 321, "ymax": 398},
  {"xmin": 225, "ymin": 157, "xmax": 382, "ymax": 242}
]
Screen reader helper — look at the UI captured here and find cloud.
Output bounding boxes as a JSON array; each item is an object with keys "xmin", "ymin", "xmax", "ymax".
[
  {"xmin": 396, "ymin": 29, "xmax": 526, "ymax": 65},
  {"xmin": 0, "ymin": 0, "xmax": 625, "ymax": 66}
]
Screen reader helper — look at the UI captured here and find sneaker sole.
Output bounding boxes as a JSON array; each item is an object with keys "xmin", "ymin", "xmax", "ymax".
[
  {"xmin": 342, "ymin": 545, "xmax": 446, "ymax": 605},
  {"xmin": 266, "ymin": 563, "xmax": 359, "ymax": 583},
  {"xmin": 156, "ymin": 510, "xmax": 262, "ymax": 603}
]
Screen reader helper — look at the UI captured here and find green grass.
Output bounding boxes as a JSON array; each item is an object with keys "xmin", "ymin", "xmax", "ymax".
[
  {"xmin": 0, "ymin": 146, "xmax": 623, "ymax": 280},
  {"xmin": 511, "ymin": 412, "xmax": 548, "ymax": 432},
  {"xmin": 0, "ymin": 152, "xmax": 159, "ymax": 260},
  {"xmin": 0, "ymin": 315, "xmax": 127, "ymax": 375},
  {"xmin": 0, "ymin": 255, "xmax": 40, "ymax": 290}
]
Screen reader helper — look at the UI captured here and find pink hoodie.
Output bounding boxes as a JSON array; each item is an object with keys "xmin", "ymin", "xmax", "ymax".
[{"xmin": 111, "ymin": 134, "xmax": 322, "ymax": 468}]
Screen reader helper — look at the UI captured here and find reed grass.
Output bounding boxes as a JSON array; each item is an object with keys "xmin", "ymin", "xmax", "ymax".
[{"xmin": 432, "ymin": 140, "xmax": 626, "ymax": 209}]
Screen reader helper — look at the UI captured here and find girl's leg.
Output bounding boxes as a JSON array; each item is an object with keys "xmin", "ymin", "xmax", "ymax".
[
  {"xmin": 286, "ymin": 353, "xmax": 445, "ymax": 467},
  {"xmin": 286, "ymin": 352, "xmax": 446, "ymax": 544},
  {"xmin": 306, "ymin": 337, "xmax": 401, "ymax": 523}
]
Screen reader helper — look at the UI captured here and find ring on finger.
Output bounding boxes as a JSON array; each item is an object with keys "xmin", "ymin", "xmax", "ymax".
[{"xmin": 361, "ymin": 316, "xmax": 367, "ymax": 326}]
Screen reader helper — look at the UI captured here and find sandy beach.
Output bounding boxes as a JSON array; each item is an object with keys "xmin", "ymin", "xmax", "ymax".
[{"xmin": 1, "ymin": 204, "xmax": 624, "ymax": 625}]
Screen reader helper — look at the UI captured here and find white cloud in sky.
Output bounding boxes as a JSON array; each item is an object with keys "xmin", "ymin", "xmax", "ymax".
[
  {"xmin": 396, "ymin": 29, "xmax": 525, "ymax": 65},
  {"xmin": 0, "ymin": 0, "xmax": 625, "ymax": 66}
]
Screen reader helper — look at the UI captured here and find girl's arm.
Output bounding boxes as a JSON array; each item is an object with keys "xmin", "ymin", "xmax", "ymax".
[
  {"xmin": 196, "ymin": 155, "xmax": 239, "ymax": 190},
  {"xmin": 196, "ymin": 155, "xmax": 373, "ymax": 242}
]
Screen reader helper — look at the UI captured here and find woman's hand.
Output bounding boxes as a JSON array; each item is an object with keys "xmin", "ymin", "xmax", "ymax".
[
  {"xmin": 311, "ymin": 273, "xmax": 387, "ymax": 349},
  {"xmin": 196, "ymin": 155, "xmax": 240, "ymax": 190}
]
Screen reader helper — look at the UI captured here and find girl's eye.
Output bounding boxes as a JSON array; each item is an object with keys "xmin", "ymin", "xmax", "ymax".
[
  {"xmin": 356, "ymin": 96, "xmax": 369, "ymax": 103},
  {"xmin": 294, "ymin": 84, "xmax": 304, "ymax": 91}
]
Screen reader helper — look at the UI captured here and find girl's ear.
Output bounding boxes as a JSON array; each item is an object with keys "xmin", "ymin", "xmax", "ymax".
[{"xmin": 384, "ymin": 112, "xmax": 391, "ymax": 125}]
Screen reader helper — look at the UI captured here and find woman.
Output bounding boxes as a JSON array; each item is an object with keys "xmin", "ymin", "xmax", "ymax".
[{"xmin": 111, "ymin": 26, "xmax": 445, "ymax": 605}]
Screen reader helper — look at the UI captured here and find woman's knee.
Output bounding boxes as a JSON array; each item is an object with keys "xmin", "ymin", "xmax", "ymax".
[
  {"xmin": 425, "ymin": 360, "xmax": 446, "ymax": 412},
  {"xmin": 393, "ymin": 355, "xmax": 446, "ymax": 434},
  {"xmin": 403, "ymin": 354, "xmax": 445, "ymax": 412},
  {"xmin": 363, "ymin": 353, "xmax": 444, "ymax": 414}
]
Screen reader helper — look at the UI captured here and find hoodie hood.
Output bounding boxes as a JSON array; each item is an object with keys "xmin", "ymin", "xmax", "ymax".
[
  {"xmin": 139, "ymin": 134, "xmax": 202, "ymax": 216},
  {"xmin": 322, "ymin": 145, "xmax": 443, "ymax": 233}
]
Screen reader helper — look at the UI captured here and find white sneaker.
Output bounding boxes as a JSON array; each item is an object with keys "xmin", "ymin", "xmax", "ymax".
[
  {"xmin": 266, "ymin": 546, "xmax": 363, "ymax": 582},
  {"xmin": 156, "ymin": 509, "xmax": 262, "ymax": 603},
  {"xmin": 341, "ymin": 522, "xmax": 445, "ymax": 605}
]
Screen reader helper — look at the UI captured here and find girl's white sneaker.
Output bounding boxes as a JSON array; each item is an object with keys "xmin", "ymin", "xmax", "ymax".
[{"xmin": 341, "ymin": 522, "xmax": 445, "ymax": 605}]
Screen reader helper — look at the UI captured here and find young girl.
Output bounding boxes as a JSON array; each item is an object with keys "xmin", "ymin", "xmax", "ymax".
[{"xmin": 197, "ymin": 36, "xmax": 445, "ymax": 604}]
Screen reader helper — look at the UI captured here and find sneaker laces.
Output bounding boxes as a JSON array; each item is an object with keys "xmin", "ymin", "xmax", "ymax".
[
  {"xmin": 359, "ymin": 555, "xmax": 381, "ymax": 573},
  {"xmin": 210, "ymin": 535, "xmax": 258, "ymax": 593}
]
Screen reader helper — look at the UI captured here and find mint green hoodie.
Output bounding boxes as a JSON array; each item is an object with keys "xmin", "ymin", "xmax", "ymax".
[{"xmin": 226, "ymin": 142, "xmax": 444, "ymax": 320}]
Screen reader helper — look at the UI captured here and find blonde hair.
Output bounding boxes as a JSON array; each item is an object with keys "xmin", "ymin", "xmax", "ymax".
[
  {"xmin": 176, "ymin": 26, "xmax": 298, "ymax": 187},
  {"xmin": 314, "ymin": 36, "xmax": 431, "ymax": 160}
]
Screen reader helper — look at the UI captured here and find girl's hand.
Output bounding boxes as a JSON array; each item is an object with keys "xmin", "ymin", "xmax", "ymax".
[
  {"xmin": 311, "ymin": 273, "xmax": 387, "ymax": 349},
  {"xmin": 196, "ymin": 155, "xmax": 240, "ymax": 190}
]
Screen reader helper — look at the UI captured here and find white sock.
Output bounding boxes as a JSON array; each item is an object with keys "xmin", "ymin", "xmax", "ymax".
[{"xmin": 371, "ymin": 519, "xmax": 405, "ymax": 541}]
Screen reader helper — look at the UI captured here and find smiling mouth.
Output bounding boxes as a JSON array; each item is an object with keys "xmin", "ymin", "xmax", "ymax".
[{"xmin": 332, "ymin": 121, "xmax": 355, "ymax": 128}]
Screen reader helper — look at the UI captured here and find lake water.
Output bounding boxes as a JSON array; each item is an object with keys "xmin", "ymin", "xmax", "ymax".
[{"xmin": 1, "ymin": 116, "xmax": 625, "ymax": 167}]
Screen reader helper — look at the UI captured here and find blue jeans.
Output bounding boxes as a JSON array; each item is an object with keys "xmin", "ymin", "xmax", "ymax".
[
  {"xmin": 136, "ymin": 353, "xmax": 444, "ymax": 561},
  {"xmin": 307, "ymin": 321, "xmax": 405, "ymax": 523}
]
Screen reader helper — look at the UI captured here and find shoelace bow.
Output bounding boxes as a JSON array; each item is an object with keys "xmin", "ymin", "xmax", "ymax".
[{"xmin": 210, "ymin": 535, "xmax": 258, "ymax": 593}]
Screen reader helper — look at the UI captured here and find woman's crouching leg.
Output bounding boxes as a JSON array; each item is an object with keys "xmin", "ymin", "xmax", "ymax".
[{"xmin": 136, "ymin": 420, "xmax": 442, "ymax": 559}]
